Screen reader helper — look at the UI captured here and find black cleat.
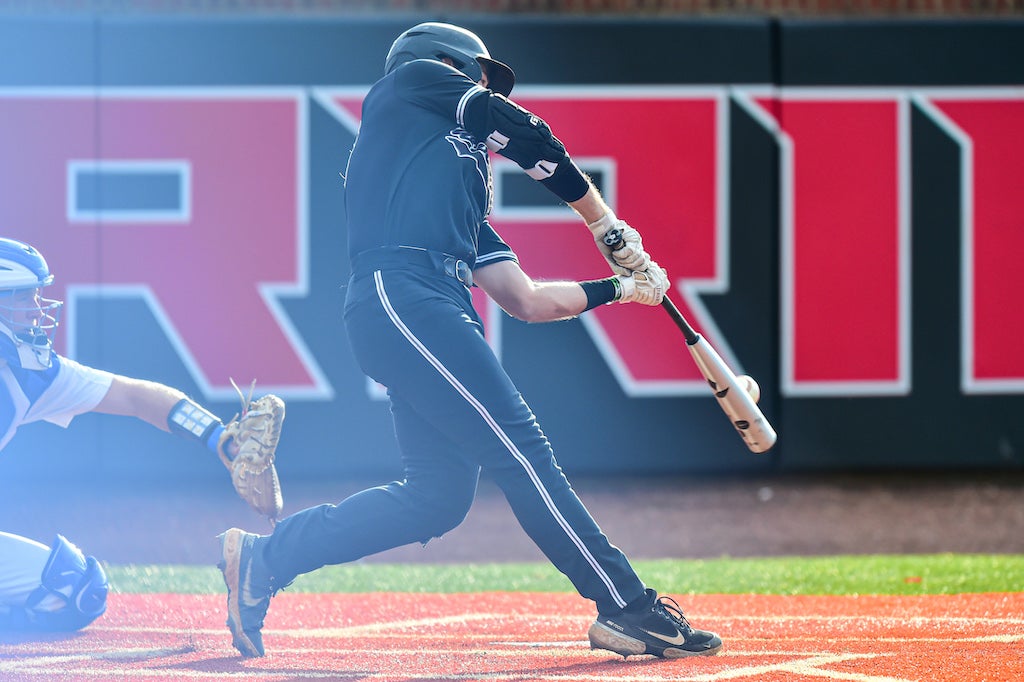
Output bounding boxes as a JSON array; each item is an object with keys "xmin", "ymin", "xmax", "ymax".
[
  {"xmin": 218, "ymin": 528, "xmax": 275, "ymax": 657},
  {"xmin": 588, "ymin": 589, "xmax": 723, "ymax": 659}
]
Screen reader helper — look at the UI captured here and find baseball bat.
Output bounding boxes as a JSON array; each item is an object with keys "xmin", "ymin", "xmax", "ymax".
[{"xmin": 603, "ymin": 229, "xmax": 777, "ymax": 454}]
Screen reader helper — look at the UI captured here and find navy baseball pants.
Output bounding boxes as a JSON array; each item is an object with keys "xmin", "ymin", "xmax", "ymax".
[{"xmin": 260, "ymin": 265, "xmax": 646, "ymax": 615}]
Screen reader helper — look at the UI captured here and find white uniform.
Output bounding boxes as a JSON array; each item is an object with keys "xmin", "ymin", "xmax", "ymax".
[{"xmin": 0, "ymin": 355, "xmax": 113, "ymax": 609}]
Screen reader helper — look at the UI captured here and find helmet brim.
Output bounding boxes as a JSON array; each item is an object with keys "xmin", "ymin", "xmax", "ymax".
[{"xmin": 478, "ymin": 57, "xmax": 515, "ymax": 97}]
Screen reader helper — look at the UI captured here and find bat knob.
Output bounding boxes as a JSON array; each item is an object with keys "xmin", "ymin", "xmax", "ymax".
[{"xmin": 603, "ymin": 228, "xmax": 624, "ymax": 250}]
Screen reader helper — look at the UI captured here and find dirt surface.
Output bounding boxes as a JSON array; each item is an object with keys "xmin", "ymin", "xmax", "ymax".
[
  {"xmin": 5, "ymin": 592, "xmax": 1021, "ymax": 681},
  {"xmin": 3, "ymin": 471, "xmax": 1023, "ymax": 565}
]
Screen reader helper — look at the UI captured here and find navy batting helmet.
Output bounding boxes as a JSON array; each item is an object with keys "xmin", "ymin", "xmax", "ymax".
[{"xmin": 385, "ymin": 22, "xmax": 515, "ymax": 97}]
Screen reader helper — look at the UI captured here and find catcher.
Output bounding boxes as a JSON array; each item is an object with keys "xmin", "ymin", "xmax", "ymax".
[{"xmin": 0, "ymin": 237, "xmax": 285, "ymax": 632}]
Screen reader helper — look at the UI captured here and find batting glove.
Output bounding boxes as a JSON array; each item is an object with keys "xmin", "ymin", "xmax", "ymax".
[
  {"xmin": 587, "ymin": 212, "xmax": 652, "ymax": 276},
  {"xmin": 617, "ymin": 261, "xmax": 669, "ymax": 306}
]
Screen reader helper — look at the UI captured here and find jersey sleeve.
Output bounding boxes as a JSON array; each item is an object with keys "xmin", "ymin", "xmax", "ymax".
[
  {"xmin": 474, "ymin": 220, "xmax": 519, "ymax": 270},
  {"xmin": 461, "ymin": 91, "xmax": 590, "ymax": 204},
  {"xmin": 24, "ymin": 356, "xmax": 114, "ymax": 428},
  {"xmin": 394, "ymin": 59, "xmax": 490, "ymax": 129}
]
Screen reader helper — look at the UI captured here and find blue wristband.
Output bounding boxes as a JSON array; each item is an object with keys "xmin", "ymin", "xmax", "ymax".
[
  {"xmin": 167, "ymin": 398, "xmax": 224, "ymax": 453},
  {"xmin": 207, "ymin": 424, "xmax": 226, "ymax": 455}
]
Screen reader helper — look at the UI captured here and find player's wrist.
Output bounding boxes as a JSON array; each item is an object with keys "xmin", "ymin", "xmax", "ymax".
[
  {"xmin": 616, "ymin": 274, "xmax": 636, "ymax": 303},
  {"xmin": 586, "ymin": 211, "xmax": 618, "ymax": 240},
  {"xmin": 580, "ymin": 277, "xmax": 620, "ymax": 311},
  {"xmin": 168, "ymin": 398, "xmax": 225, "ymax": 455}
]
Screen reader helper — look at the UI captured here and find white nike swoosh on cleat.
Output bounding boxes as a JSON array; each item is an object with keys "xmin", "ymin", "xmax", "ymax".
[
  {"xmin": 640, "ymin": 628, "xmax": 688, "ymax": 646},
  {"xmin": 240, "ymin": 557, "xmax": 265, "ymax": 608}
]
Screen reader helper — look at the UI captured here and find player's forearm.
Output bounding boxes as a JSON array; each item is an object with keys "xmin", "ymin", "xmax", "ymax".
[
  {"xmin": 474, "ymin": 262, "xmax": 587, "ymax": 323},
  {"xmin": 506, "ymin": 280, "xmax": 588, "ymax": 323},
  {"xmin": 568, "ymin": 184, "xmax": 613, "ymax": 225},
  {"xmin": 93, "ymin": 375, "xmax": 186, "ymax": 432}
]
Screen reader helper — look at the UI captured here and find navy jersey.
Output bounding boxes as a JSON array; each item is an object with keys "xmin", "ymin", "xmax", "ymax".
[{"xmin": 344, "ymin": 59, "xmax": 516, "ymax": 269}]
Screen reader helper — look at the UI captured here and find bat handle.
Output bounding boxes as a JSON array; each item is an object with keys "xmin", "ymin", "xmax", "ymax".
[
  {"xmin": 603, "ymin": 228, "xmax": 700, "ymax": 345},
  {"xmin": 661, "ymin": 297, "xmax": 700, "ymax": 345}
]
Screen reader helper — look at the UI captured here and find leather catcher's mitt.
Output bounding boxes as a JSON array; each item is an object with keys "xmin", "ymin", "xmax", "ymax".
[{"xmin": 218, "ymin": 380, "xmax": 285, "ymax": 524}]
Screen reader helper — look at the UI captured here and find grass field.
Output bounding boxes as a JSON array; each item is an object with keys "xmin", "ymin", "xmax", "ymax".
[{"xmin": 108, "ymin": 552, "xmax": 1024, "ymax": 595}]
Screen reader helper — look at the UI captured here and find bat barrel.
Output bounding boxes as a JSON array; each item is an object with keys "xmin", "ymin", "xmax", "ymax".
[{"xmin": 604, "ymin": 225, "xmax": 775, "ymax": 453}]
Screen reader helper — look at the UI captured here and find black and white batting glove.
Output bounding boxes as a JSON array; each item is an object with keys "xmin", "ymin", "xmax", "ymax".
[
  {"xmin": 587, "ymin": 212, "xmax": 652, "ymax": 276},
  {"xmin": 616, "ymin": 261, "xmax": 669, "ymax": 306}
]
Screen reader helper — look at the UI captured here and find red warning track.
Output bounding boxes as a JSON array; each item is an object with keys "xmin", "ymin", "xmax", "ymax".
[{"xmin": 1, "ymin": 592, "xmax": 1022, "ymax": 681}]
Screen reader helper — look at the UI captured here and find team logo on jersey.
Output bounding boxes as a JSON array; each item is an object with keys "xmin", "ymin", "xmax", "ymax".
[{"xmin": 445, "ymin": 128, "xmax": 493, "ymax": 215}]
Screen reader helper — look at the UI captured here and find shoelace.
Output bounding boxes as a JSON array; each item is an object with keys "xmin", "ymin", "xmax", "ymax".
[
  {"xmin": 654, "ymin": 595, "xmax": 695, "ymax": 635},
  {"xmin": 268, "ymin": 576, "xmax": 294, "ymax": 598}
]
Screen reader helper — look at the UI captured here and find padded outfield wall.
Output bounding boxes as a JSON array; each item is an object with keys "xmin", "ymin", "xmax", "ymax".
[{"xmin": 0, "ymin": 16, "xmax": 1022, "ymax": 482}]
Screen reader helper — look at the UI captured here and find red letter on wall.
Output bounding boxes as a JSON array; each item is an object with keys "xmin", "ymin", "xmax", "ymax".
[
  {"xmin": 921, "ymin": 93, "xmax": 1024, "ymax": 394},
  {"xmin": 0, "ymin": 90, "xmax": 330, "ymax": 399},
  {"xmin": 742, "ymin": 92, "xmax": 910, "ymax": 396}
]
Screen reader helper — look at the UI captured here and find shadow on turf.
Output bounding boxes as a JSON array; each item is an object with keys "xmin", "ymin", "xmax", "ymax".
[{"xmin": 0, "ymin": 630, "xmax": 84, "ymax": 644}]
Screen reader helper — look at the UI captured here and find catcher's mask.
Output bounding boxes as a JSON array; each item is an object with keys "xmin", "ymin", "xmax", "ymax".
[
  {"xmin": 0, "ymin": 237, "xmax": 63, "ymax": 369},
  {"xmin": 384, "ymin": 22, "xmax": 516, "ymax": 97}
]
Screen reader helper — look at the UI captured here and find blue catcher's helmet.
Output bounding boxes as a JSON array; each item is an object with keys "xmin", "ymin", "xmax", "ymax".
[
  {"xmin": 384, "ymin": 22, "xmax": 516, "ymax": 97},
  {"xmin": 0, "ymin": 237, "xmax": 63, "ymax": 369}
]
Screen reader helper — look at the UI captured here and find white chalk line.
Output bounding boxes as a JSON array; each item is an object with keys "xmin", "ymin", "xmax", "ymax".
[
  {"xmin": 77, "ymin": 610, "xmax": 1024, "ymax": 637},
  {"xmin": 0, "ymin": 655, "xmax": 918, "ymax": 682}
]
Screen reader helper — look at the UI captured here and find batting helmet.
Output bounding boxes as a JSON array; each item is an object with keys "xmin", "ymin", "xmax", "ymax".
[
  {"xmin": 384, "ymin": 22, "xmax": 516, "ymax": 97},
  {"xmin": 0, "ymin": 237, "xmax": 62, "ymax": 368}
]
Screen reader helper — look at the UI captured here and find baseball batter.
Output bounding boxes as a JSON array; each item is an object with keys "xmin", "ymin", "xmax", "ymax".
[
  {"xmin": 218, "ymin": 22, "xmax": 722, "ymax": 661},
  {"xmin": 0, "ymin": 237, "xmax": 284, "ymax": 632}
]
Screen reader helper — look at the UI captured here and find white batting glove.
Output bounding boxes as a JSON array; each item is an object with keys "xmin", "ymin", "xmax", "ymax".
[
  {"xmin": 616, "ymin": 261, "xmax": 669, "ymax": 306},
  {"xmin": 587, "ymin": 212, "xmax": 653, "ymax": 276}
]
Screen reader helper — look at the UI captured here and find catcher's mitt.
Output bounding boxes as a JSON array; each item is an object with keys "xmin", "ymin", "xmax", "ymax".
[{"xmin": 218, "ymin": 379, "xmax": 285, "ymax": 525}]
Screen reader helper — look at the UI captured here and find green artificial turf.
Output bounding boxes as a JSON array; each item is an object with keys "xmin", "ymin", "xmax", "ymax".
[{"xmin": 107, "ymin": 553, "xmax": 1024, "ymax": 596}]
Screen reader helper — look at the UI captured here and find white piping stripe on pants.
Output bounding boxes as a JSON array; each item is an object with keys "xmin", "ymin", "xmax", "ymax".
[{"xmin": 373, "ymin": 271, "xmax": 628, "ymax": 609}]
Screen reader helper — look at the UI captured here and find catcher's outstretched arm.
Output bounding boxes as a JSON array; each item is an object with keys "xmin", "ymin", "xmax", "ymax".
[
  {"xmin": 97, "ymin": 373, "xmax": 286, "ymax": 524},
  {"xmin": 94, "ymin": 375, "xmax": 187, "ymax": 432}
]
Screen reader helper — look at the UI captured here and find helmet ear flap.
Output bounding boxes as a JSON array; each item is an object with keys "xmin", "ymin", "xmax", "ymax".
[
  {"xmin": 435, "ymin": 51, "xmax": 482, "ymax": 83},
  {"xmin": 435, "ymin": 51, "xmax": 464, "ymax": 69}
]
